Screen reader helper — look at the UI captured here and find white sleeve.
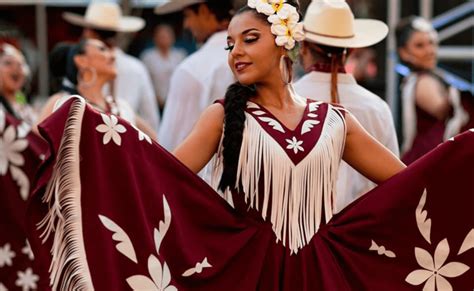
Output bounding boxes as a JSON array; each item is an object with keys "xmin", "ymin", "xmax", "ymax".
[
  {"xmin": 380, "ymin": 104, "xmax": 400, "ymax": 157},
  {"xmin": 158, "ymin": 67, "xmax": 203, "ymax": 151},
  {"xmin": 138, "ymin": 64, "xmax": 160, "ymax": 133}
]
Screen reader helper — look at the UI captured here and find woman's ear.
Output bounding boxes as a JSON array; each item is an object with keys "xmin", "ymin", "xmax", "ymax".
[
  {"xmin": 73, "ymin": 54, "xmax": 87, "ymax": 70},
  {"xmin": 398, "ymin": 47, "xmax": 411, "ymax": 63}
]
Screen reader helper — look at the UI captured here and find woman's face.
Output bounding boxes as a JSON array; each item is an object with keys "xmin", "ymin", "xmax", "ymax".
[
  {"xmin": 399, "ymin": 30, "xmax": 437, "ymax": 70},
  {"xmin": 80, "ymin": 39, "xmax": 116, "ymax": 80},
  {"xmin": 226, "ymin": 11, "xmax": 283, "ymax": 85},
  {"xmin": 0, "ymin": 53, "xmax": 26, "ymax": 95}
]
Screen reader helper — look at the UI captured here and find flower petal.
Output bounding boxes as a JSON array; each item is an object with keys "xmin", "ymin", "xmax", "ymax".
[
  {"xmin": 271, "ymin": 23, "xmax": 288, "ymax": 36},
  {"xmin": 11, "ymin": 139, "xmax": 28, "ymax": 152},
  {"xmin": 112, "ymin": 132, "xmax": 122, "ymax": 146},
  {"xmin": 4, "ymin": 125, "xmax": 16, "ymax": 143},
  {"xmin": 405, "ymin": 270, "xmax": 433, "ymax": 285},
  {"xmin": 103, "ymin": 131, "xmax": 112, "ymax": 145},
  {"xmin": 422, "ymin": 275, "xmax": 435, "ymax": 291},
  {"xmin": 162, "ymin": 262, "xmax": 172, "ymax": 288},
  {"xmin": 110, "ymin": 115, "xmax": 119, "ymax": 126},
  {"xmin": 8, "ymin": 152, "xmax": 24, "ymax": 166},
  {"xmin": 148, "ymin": 255, "xmax": 163, "ymax": 287},
  {"xmin": 434, "ymin": 238, "xmax": 450, "ymax": 269},
  {"xmin": 435, "ymin": 275, "xmax": 453, "ymax": 291},
  {"xmin": 115, "ymin": 124, "xmax": 127, "ymax": 134},
  {"xmin": 284, "ymin": 38, "xmax": 296, "ymax": 50},
  {"xmin": 438, "ymin": 262, "xmax": 470, "ymax": 278},
  {"xmin": 415, "ymin": 247, "xmax": 435, "ymax": 271},
  {"xmin": 0, "ymin": 157, "xmax": 8, "ymax": 175},
  {"xmin": 96, "ymin": 124, "xmax": 110, "ymax": 133},
  {"xmin": 100, "ymin": 113, "xmax": 111, "ymax": 126},
  {"xmin": 126, "ymin": 275, "xmax": 158, "ymax": 290}
]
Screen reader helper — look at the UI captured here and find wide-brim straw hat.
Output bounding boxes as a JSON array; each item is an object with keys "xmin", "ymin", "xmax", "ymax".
[
  {"xmin": 303, "ymin": 0, "xmax": 388, "ymax": 48},
  {"xmin": 154, "ymin": 0, "xmax": 205, "ymax": 15},
  {"xmin": 63, "ymin": 2, "xmax": 145, "ymax": 33}
]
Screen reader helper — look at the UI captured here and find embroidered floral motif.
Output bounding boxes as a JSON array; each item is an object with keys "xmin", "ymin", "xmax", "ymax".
[
  {"xmin": 182, "ymin": 257, "xmax": 212, "ymax": 277},
  {"xmin": 308, "ymin": 102, "xmax": 322, "ymax": 112},
  {"xmin": 15, "ymin": 268, "xmax": 39, "ymax": 291},
  {"xmin": 131, "ymin": 124, "xmax": 152, "ymax": 144},
  {"xmin": 21, "ymin": 240, "xmax": 34, "ymax": 261},
  {"xmin": 0, "ymin": 243, "xmax": 15, "ymax": 267},
  {"xmin": 126, "ymin": 255, "xmax": 177, "ymax": 291},
  {"xmin": 458, "ymin": 229, "xmax": 474, "ymax": 255},
  {"xmin": 0, "ymin": 121, "xmax": 28, "ymax": 176},
  {"xmin": 369, "ymin": 240, "xmax": 396, "ymax": 258},
  {"xmin": 405, "ymin": 239, "xmax": 469, "ymax": 291},
  {"xmin": 95, "ymin": 113, "xmax": 127, "ymax": 146},
  {"xmin": 286, "ymin": 136, "xmax": 304, "ymax": 154}
]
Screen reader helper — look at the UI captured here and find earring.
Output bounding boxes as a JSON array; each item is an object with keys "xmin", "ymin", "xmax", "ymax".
[
  {"xmin": 280, "ymin": 55, "xmax": 292, "ymax": 84},
  {"xmin": 78, "ymin": 67, "xmax": 97, "ymax": 88}
]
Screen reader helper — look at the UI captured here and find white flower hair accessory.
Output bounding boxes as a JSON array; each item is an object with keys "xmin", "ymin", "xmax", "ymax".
[
  {"xmin": 412, "ymin": 17, "xmax": 438, "ymax": 42},
  {"xmin": 248, "ymin": 0, "xmax": 304, "ymax": 50}
]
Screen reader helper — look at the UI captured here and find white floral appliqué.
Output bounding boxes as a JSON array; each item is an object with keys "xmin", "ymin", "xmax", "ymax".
[
  {"xmin": 95, "ymin": 113, "xmax": 127, "ymax": 146},
  {"xmin": 15, "ymin": 268, "xmax": 39, "ymax": 291},
  {"xmin": 0, "ymin": 121, "xmax": 28, "ymax": 176},
  {"xmin": 21, "ymin": 240, "xmax": 34, "ymax": 261},
  {"xmin": 0, "ymin": 243, "xmax": 16, "ymax": 267},
  {"xmin": 405, "ymin": 238, "xmax": 470, "ymax": 291},
  {"xmin": 286, "ymin": 136, "xmax": 304, "ymax": 154}
]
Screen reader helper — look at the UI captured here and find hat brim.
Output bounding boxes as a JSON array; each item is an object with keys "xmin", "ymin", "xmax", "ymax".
[
  {"xmin": 303, "ymin": 19, "xmax": 388, "ymax": 48},
  {"xmin": 154, "ymin": 0, "xmax": 205, "ymax": 15},
  {"xmin": 63, "ymin": 12, "xmax": 145, "ymax": 33}
]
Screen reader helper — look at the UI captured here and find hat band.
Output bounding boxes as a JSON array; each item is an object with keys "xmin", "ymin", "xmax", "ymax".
[{"xmin": 304, "ymin": 27, "xmax": 355, "ymax": 39}]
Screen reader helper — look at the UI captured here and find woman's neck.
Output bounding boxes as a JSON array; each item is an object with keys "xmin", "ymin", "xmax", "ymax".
[
  {"xmin": 77, "ymin": 80, "xmax": 108, "ymax": 109},
  {"xmin": 254, "ymin": 78, "xmax": 300, "ymax": 109}
]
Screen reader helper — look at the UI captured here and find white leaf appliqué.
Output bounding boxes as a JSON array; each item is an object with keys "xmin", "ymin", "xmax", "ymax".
[
  {"xmin": 95, "ymin": 113, "xmax": 127, "ymax": 146},
  {"xmin": 301, "ymin": 120, "xmax": 320, "ymax": 135},
  {"xmin": 99, "ymin": 215, "xmax": 137, "ymax": 263},
  {"xmin": 9, "ymin": 165, "xmax": 29, "ymax": 201},
  {"xmin": 458, "ymin": 229, "xmax": 474, "ymax": 255},
  {"xmin": 415, "ymin": 189, "xmax": 431, "ymax": 244},
  {"xmin": 369, "ymin": 240, "xmax": 396, "ymax": 258},
  {"xmin": 259, "ymin": 116, "xmax": 285, "ymax": 133},
  {"xmin": 154, "ymin": 196, "xmax": 172, "ymax": 255},
  {"xmin": 182, "ymin": 257, "xmax": 212, "ymax": 277},
  {"xmin": 22, "ymin": 240, "xmax": 34, "ymax": 261},
  {"xmin": 127, "ymin": 255, "xmax": 177, "ymax": 291}
]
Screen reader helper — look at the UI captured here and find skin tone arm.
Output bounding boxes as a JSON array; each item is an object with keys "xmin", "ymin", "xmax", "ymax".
[
  {"xmin": 343, "ymin": 112, "xmax": 406, "ymax": 183},
  {"xmin": 415, "ymin": 74, "xmax": 451, "ymax": 120},
  {"xmin": 173, "ymin": 103, "xmax": 224, "ymax": 173}
]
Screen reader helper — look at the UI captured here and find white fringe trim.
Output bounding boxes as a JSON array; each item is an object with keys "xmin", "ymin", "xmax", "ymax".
[
  {"xmin": 37, "ymin": 96, "xmax": 94, "ymax": 290},
  {"xmin": 213, "ymin": 105, "xmax": 346, "ymax": 254}
]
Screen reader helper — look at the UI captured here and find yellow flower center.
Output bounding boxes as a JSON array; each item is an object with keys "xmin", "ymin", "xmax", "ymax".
[{"xmin": 272, "ymin": 0, "xmax": 284, "ymax": 12}]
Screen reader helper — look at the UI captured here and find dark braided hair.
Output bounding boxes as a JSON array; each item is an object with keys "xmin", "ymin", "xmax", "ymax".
[
  {"xmin": 218, "ymin": 0, "xmax": 300, "ymax": 191},
  {"xmin": 49, "ymin": 40, "xmax": 87, "ymax": 95}
]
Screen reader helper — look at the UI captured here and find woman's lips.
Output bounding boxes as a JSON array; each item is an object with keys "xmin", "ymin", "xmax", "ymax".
[{"xmin": 234, "ymin": 62, "xmax": 251, "ymax": 72}]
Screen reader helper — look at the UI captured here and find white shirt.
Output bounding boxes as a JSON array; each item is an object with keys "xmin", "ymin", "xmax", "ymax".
[
  {"xmin": 294, "ymin": 71, "xmax": 399, "ymax": 212},
  {"xmin": 140, "ymin": 48, "xmax": 186, "ymax": 102},
  {"xmin": 111, "ymin": 48, "xmax": 160, "ymax": 132},
  {"xmin": 158, "ymin": 31, "xmax": 235, "ymax": 151}
]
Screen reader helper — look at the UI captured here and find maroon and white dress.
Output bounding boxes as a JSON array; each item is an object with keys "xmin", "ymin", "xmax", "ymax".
[
  {"xmin": 0, "ymin": 109, "xmax": 46, "ymax": 290},
  {"xmin": 28, "ymin": 96, "xmax": 473, "ymax": 290}
]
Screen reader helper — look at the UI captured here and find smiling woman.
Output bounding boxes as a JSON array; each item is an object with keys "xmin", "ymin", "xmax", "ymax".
[{"xmin": 0, "ymin": 43, "xmax": 36, "ymax": 125}]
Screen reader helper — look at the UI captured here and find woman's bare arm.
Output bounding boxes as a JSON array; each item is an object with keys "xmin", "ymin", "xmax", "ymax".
[
  {"xmin": 173, "ymin": 103, "xmax": 224, "ymax": 173},
  {"xmin": 343, "ymin": 112, "xmax": 406, "ymax": 184}
]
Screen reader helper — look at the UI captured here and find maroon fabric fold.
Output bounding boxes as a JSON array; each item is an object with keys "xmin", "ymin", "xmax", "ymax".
[
  {"xmin": 0, "ymin": 111, "xmax": 47, "ymax": 290},
  {"xmin": 28, "ymin": 98, "xmax": 473, "ymax": 290}
]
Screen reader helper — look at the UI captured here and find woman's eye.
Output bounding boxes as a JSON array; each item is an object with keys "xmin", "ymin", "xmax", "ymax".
[
  {"xmin": 225, "ymin": 44, "xmax": 234, "ymax": 51},
  {"xmin": 244, "ymin": 37, "xmax": 258, "ymax": 43}
]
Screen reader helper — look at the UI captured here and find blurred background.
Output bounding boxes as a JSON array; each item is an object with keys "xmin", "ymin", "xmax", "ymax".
[{"xmin": 0, "ymin": 0, "xmax": 472, "ymax": 134}]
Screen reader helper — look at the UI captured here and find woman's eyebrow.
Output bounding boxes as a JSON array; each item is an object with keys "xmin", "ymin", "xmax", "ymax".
[{"xmin": 241, "ymin": 28, "xmax": 260, "ymax": 35}]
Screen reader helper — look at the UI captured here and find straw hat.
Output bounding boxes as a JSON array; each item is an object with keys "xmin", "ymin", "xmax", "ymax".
[
  {"xmin": 303, "ymin": 0, "xmax": 388, "ymax": 48},
  {"xmin": 154, "ymin": 0, "xmax": 205, "ymax": 15},
  {"xmin": 63, "ymin": 2, "xmax": 145, "ymax": 32}
]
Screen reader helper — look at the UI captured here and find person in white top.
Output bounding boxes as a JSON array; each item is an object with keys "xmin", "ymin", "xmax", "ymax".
[
  {"xmin": 155, "ymin": 0, "xmax": 235, "ymax": 152},
  {"xmin": 62, "ymin": 2, "xmax": 160, "ymax": 133},
  {"xmin": 141, "ymin": 24, "xmax": 186, "ymax": 110},
  {"xmin": 294, "ymin": 0, "xmax": 399, "ymax": 212}
]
